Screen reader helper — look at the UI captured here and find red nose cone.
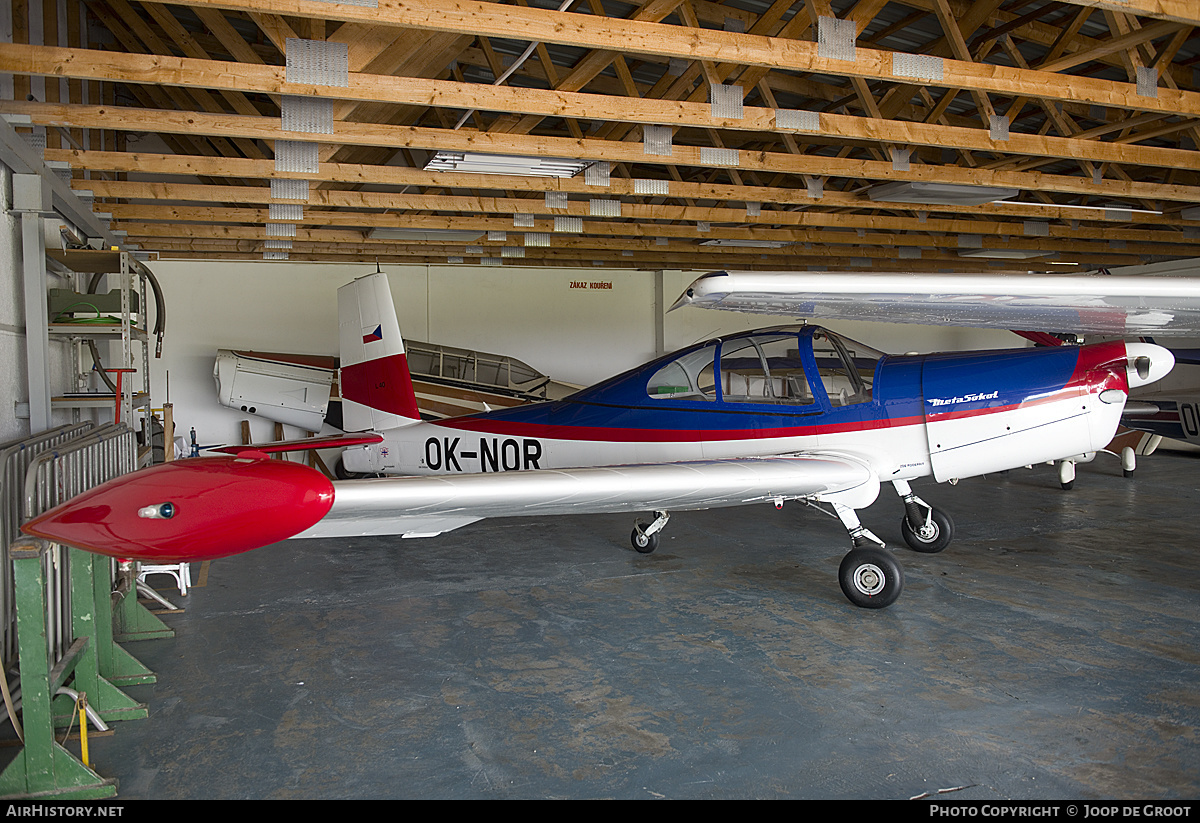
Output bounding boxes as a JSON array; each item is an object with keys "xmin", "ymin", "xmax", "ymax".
[{"xmin": 21, "ymin": 457, "xmax": 336, "ymax": 562}]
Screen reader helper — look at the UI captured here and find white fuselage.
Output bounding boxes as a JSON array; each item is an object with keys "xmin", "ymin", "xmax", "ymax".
[{"xmin": 341, "ymin": 386, "xmax": 1125, "ymax": 488}]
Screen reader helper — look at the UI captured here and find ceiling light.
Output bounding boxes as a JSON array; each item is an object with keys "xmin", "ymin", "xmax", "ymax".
[
  {"xmin": 424, "ymin": 151, "xmax": 590, "ymax": 178},
  {"xmin": 699, "ymin": 239, "xmax": 793, "ymax": 248},
  {"xmin": 1048, "ymin": 202, "xmax": 1162, "ymax": 216},
  {"xmin": 958, "ymin": 248, "xmax": 1052, "ymax": 259},
  {"xmin": 368, "ymin": 228, "xmax": 484, "ymax": 242},
  {"xmin": 868, "ymin": 181, "xmax": 1019, "ymax": 206}
]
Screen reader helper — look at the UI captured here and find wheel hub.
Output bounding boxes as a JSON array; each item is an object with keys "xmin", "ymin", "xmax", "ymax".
[{"xmin": 853, "ymin": 563, "xmax": 886, "ymax": 596}]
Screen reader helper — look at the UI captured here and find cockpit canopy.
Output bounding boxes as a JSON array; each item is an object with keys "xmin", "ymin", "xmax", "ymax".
[{"xmin": 645, "ymin": 327, "xmax": 884, "ymax": 408}]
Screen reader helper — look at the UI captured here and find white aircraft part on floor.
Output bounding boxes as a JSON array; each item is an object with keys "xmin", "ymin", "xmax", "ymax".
[{"xmin": 213, "ymin": 350, "xmax": 334, "ymax": 431}]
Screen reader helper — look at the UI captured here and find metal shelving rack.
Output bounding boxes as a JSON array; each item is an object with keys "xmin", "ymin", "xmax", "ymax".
[{"xmin": 44, "ymin": 249, "xmax": 152, "ymax": 427}]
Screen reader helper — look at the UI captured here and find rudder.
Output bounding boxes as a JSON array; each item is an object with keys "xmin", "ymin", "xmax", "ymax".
[{"xmin": 338, "ymin": 272, "xmax": 421, "ymax": 431}]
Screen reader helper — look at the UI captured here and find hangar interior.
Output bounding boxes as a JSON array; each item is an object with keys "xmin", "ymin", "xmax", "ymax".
[{"xmin": 0, "ymin": 0, "xmax": 1199, "ymax": 800}]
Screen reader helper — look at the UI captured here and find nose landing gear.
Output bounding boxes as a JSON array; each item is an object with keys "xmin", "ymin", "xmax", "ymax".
[{"xmin": 894, "ymin": 480, "xmax": 954, "ymax": 553}]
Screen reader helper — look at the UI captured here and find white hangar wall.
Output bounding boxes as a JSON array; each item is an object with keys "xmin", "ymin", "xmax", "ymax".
[{"xmin": 146, "ymin": 260, "xmax": 1020, "ymax": 448}]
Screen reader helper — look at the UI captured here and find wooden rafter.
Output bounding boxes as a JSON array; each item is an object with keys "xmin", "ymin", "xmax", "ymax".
[
  {"xmin": 5, "ymin": 45, "xmax": 1200, "ymax": 175},
  {"xmin": 5, "ymin": 0, "xmax": 1200, "ymax": 271}
]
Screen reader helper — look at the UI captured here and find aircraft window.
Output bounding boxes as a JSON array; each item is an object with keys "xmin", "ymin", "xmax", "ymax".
[
  {"xmin": 474, "ymin": 357, "xmax": 504, "ymax": 386},
  {"xmin": 646, "ymin": 343, "xmax": 718, "ymax": 400},
  {"xmin": 718, "ymin": 333, "xmax": 815, "ymax": 405},
  {"xmin": 506, "ymin": 358, "xmax": 543, "ymax": 387},
  {"xmin": 812, "ymin": 331, "xmax": 880, "ymax": 407}
]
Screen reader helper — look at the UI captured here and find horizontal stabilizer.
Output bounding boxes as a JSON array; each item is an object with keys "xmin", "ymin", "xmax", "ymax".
[{"xmin": 212, "ymin": 432, "xmax": 384, "ymax": 455}]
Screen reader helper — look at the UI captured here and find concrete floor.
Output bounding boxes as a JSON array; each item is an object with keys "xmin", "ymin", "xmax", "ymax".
[{"xmin": 75, "ymin": 451, "xmax": 1200, "ymax": 798}]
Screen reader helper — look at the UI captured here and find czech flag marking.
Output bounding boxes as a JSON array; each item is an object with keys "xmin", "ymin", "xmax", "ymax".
[{"xmin": 362, "ymin": 325, "xmax": 383, "ymax": 344}]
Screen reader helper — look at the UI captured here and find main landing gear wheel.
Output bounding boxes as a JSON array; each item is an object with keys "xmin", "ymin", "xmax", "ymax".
[
  {"xmin": 900, "ymin": 507, "xmax": 954, "ymax": 554},
  {"xmin": 838, "ymin": 547, "xmax": 904, "ymax": 609},
  {"xmin": 334, "ymin": 458, "xmax": 363, "ymax": 480},
  {"xmin": 631, "ymin": 528, "xmax": 659, "ymax": 554}
]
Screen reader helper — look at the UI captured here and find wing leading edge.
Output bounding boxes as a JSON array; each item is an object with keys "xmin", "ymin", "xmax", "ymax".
[
  {"xmin": 672, "ymin": 268, "xmax": 1200, "ymax": 336},
  {"xmin": 293, "ymin": 454, "xmax": 878, "ymax": 540}
]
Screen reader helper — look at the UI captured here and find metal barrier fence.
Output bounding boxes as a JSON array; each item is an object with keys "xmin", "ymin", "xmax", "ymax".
[
  {"xmin": 0, "ymin": 423, "xmax": 95, "ymax": 665},
  {"xmin": 20, "ymin": 424, "xmax": 137, "ymax": 661},
  {"xmin": 23, "ymin": 424, "xmax": 136, "ymax": 521}
]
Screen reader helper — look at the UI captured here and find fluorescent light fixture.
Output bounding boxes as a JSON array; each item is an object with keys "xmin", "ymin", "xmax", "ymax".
[
  {"xmin": 424, "ymin": 151, "xmax": 590, "ymax": 178},
  {"xmin": 699, "ymin": 239, "xmax": 793, "ymax": 248},
  {"xmin": 868, "ymin": 181, "xmax": 1019, "ymax": 206},
  {"xmin": 368, "ymin": 228, "xmax": 484, "ymax": 242},
  {"xmin": 1052, "ymin": 202, "xmax": 1162, "ymax": 216},
  {"xmin": 958, "ymin": 248, "xmax": 1051, "ymax": 259}
]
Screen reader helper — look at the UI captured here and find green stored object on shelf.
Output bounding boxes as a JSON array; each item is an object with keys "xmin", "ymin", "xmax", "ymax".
[{"xmin": 48, "ymin": 289, "xmax": 138, "ymax": 320}]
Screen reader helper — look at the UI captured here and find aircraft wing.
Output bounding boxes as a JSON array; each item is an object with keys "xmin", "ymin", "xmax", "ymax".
[
  {"xmin": 294, "ymin": 454, "xmax": 878, "ymax": 540},
  {"xmin": 20, "ymin": 452, "xmax": 878, "ymax": 561},
  {"xmin": 671, "ymin": 268, "xmax": 1200, "ymax": 336}
]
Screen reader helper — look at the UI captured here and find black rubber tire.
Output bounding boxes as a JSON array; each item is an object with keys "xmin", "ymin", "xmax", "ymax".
[
  {"xmin": 1060, "ymin": 479, "xmax": 1074, "ymax": 490},
  {"xmin": 900, "ymin": 507, "xmax": 955, "ymax": 554},
  {"xmin": 334, "ymin": 458, "xmax": 364, "ymax": 480},
  {"xmin": 631, "ymin": 527, "xmax": 659, "ymax": 554},
  {"xmin": 838, "ymin": 547, "xmax": 904, "ymax": 609}
]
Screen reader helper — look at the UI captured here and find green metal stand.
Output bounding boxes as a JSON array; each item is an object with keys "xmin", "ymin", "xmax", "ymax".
[
  {"xmin": 112, "ymin": 595, "xmax": 174, "ymax": 645},
  {"xmin": 49, "ymin": 550, "xmax": 148, "ymax": 725},
  {"xmin": 100, "ymin": 556, "xmax": 169, "ymax": 687},
  {"xmin": 0, "ymin": 539, "xmax": 116, "ymax": 799}
]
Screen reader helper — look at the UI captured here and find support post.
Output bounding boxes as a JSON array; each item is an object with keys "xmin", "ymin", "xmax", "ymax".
[
  {"xmin": 653, "ymin": 270, "xmax": 667, "ymax": 359},
  {"xmin": 52, "ymin": 549, "xmax": 149, "ymax": 721},
  {"xmin": 14, "ymin": 175, "xmax": 52, "ymax": 434},
  {"xmin": 111, "ymin": 560, "xmax": 174, "ymax": 649},
  {"xmin": 0, "ymin": 539, "xmax": 116, "ymax": 799}
]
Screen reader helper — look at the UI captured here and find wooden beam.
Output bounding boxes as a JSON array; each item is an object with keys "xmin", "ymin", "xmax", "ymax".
[
  {"xmin": 5, "ymin": 45, "xmax": 1199, "ymax": 175},
  {"xmin": 58, "ymin": 147, "xmax": 1200, "ymax": 227},
  {"xmin": 100, "ymin": 199, "xmax": 1200, "ymax": 250},
  {"xmin": 130, "ymin": 0, "xmax": 1198, "ymax": 118},
  {"xmin": 126, "ymin": 239, "xmax": 1137, "ymax": 268},
  {"xmin": 14, "ymin": 100, "xmax": 1200, "ymax": 203},
  {"xmin": 115, "ymin": 220, "xmax": 1144, "ymax": 263},
  {"xmin": 130, "ymin": 246, "xmax": 1065, "ymax": 272},
  {"xmin": 1052, "ymin": 0, "xmax": 1200, "ymax": 28}
]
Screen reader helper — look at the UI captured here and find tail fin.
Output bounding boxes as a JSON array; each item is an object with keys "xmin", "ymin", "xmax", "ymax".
[{"xmin": 337, "ymin": 272, "xmax": 421, "ymax": 431}]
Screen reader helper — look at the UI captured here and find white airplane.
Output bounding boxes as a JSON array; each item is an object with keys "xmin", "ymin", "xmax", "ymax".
[
  {"xmin": 23, "ymin": 270, "xmax": 1178, "ymax": 609},
  {"xmin": 1117, "ymin": 346, "xmax": 1200, "ymax": 449},
  {"xmin": 671, "ymin": 266, "xmax": 1200, "ymax": 486}
]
